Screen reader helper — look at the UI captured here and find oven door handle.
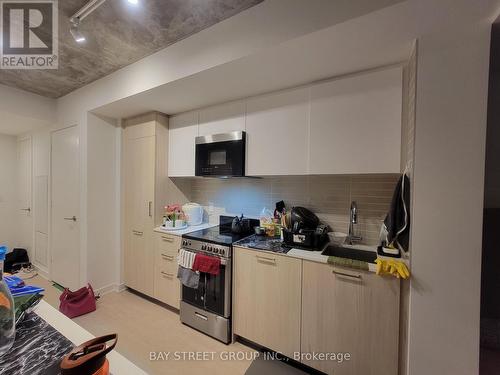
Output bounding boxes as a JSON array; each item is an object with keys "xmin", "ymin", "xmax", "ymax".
[{"xmin": 195, "ymin": 312, "xmax": 209, "ymax": 321}]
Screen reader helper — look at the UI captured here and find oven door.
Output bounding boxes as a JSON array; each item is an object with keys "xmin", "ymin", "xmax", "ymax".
[
  {"xmin": 182, "ymin": 259, "xmax": 231, "ymax": 318},
  {"xmin": 195, "ymin": 132, "xmax": 245, "ymax": 177}
]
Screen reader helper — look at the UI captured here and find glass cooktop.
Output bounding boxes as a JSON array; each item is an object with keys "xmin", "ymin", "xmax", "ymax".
[{"xmin": 182, "ymin": 216, "xmax": 259, "ymax": 245}]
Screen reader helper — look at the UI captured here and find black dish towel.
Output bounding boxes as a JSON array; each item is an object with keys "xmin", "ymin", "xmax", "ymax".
[{"xmin": 383, "ymin": 174, "xmax": 410, "ymax": 252}]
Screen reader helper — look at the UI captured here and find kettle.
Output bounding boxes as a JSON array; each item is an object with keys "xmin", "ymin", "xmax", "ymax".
[
  {"xmin": 231, "ymin": 215, "xmax": 252, "ymax": 234},
  {"xmin": 182, "ymin": 203, "xmax": 204, "ymax": 226}
]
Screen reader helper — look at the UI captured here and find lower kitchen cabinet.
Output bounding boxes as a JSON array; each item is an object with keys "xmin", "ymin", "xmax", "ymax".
[
  {"xmin": 301, "ymin": 261, "xmax": 400, "ymax": 375},
  {"xmin": 233, "ymin": 247, "xmax": 302, "ymax": 358},
  {"xmin": 153, "ymin": 232, "xmax": 181, "ymax": 309},
  {"xmin": 124, "ymin": 229, "xmax": 155, "ymax": 296}
]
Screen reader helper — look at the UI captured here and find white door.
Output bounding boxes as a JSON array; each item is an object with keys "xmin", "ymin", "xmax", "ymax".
[
  {"xmin": 51, "ymin": 126, "xmax": 80, "ymax": 290},
  {"xmin": 17, "ymin": 137, "xmax": 32, "ymax": 253}
]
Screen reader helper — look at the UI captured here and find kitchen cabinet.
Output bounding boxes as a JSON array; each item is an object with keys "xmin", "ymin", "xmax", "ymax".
[
  {"xmin": 154, "ymin": 232, "xmax": 181, "ymax": 309},
  {"xmin": 233, "ymin": 247, "xmax": 302, "ymax": 358},
  {"xmin": 245, "ymin": 87, "xmax": 310, "ymax": 176},
  {"xmin": 198, "ymin": 100, "xmax": 246, "ymax": 136},
  {"xmin": 168, "ymin": 111, "xmax": 198, "ymax": 177},
  {"xmin": 123, "ymin": 113, "xmax": 168, "ymax": 296},
  {"xmin": 301, "ymin": 261, "xmax": 400, "ymax": 375},
  {"xmin": 309, "ymin": 67, "xmax": 403, "ymax": 174}
]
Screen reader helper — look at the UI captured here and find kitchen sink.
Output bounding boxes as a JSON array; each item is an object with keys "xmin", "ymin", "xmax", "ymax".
[{"xmin": 321, "ymin": 245, "xmax": 377, "ymax": 263}]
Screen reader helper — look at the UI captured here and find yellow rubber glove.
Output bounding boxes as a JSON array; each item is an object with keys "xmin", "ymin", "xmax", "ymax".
[{"xmin": 375, "ymin": 259, "xmax": 410, "ymax": 279}]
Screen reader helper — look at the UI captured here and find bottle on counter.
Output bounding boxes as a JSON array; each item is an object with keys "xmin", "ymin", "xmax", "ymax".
[{"xmin": 0, "ymin": 246, "xmax": 15, "ymax": 356}]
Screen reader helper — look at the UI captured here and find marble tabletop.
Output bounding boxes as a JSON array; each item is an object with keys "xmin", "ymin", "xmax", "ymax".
[{"xmin": 0, "ymin": 300, "xmax": 147, "ymax": 375}]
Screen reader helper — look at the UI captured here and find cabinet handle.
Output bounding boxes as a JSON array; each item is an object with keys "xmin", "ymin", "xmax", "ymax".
[
  {"xmin": 161, "ymin": 271, "xmax": 174, "ymax": 278},
  {"xmin": 162, "ymin": 236, "xmax": 174, "ymax": 243},
  {"xmin": 148, "ymin": 201, "xmax": 153, "ymax": 217},
  {"xmin": 332, "ymin": 270, "xmax": 362, "ymax": 279},
  {"xmin": 162, "ymin": 254, "xmax": 174, "ymax": 261},
  {"xmin": 256, "ymin": 255, "xmax": 276, "ymax": 264},
  {"xmin": 133, "ymin": 230, "xmax": 143, "ymax": 236}
]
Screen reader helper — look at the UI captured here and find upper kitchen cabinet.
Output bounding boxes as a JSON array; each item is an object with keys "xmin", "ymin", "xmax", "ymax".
[
  {"xmin": 168, "ymin": 111, "xmax": 199, "ymax": 177},
  {"xmin": 246, "ymin": 87, "xmax": 310, "ymax": 176},
  {"xmin": 198, "ymin": 100, "xmax": 246, "ymax": 136},
  {"xmin": 309, "ymin": 67, "xmax": 403, "ymax": 174}
]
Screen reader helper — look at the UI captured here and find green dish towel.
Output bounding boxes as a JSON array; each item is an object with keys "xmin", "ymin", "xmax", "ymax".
[{"xmin": 327, "ymin": 256, "xmax": 369, "ymax": 271}]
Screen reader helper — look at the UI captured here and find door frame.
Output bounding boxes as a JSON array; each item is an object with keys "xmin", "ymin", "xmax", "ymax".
[
  {"xmin": 16, "ymin": 135, "xmax": 34, "ymax": 266},
  {"xmin": 49, "ymin": 124, "xmax": 83, "ymax": 288}
]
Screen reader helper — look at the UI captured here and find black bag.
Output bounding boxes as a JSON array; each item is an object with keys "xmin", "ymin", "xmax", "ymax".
[{"xmin": 4, "ymin": 248, "xmax": 30, "ymax": 273}]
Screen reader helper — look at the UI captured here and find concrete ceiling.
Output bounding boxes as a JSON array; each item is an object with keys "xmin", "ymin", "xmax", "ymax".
[{"xmin": 0, "ymin": 0, "xmax": 264, "ymax": 98}]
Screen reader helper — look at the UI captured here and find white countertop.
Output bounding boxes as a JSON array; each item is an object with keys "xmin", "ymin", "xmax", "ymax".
[
  {"xmin": 154, "ymin": 223, "xmax": 217, "ymax": 236},
  {"xmin": 35, "ymin": 300, "xmax": 148, "ymax": 375}
]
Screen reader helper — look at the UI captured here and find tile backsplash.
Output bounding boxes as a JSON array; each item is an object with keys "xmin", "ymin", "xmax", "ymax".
[{"xmin": 172, "ymin": 174, "xmax": 399, "ymax": 245}]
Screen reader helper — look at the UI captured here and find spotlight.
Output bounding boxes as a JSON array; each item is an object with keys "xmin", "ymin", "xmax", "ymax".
[
  {"xmin": 127, "ymin": 0, "xmax": 138, "ymax": 4},
  {"xmin": 70, "ymin": 18, "xmax": 86, "ymax": 43}
]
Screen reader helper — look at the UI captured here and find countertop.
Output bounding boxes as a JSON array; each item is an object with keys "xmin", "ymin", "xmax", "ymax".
[
  {"xmin": 234, "ymin": 235, "xmax": 377, "ymax": 272},
  {"xmin": 154, "ymin": 222, "xmax": 217, "ymax": 236}
]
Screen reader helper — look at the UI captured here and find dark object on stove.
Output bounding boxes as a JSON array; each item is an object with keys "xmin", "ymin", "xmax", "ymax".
[
  {"xmin": 231, "ymin": 215, "xmax": 253, "ymax": 234},
  {"xmin": 254, "ymin": 226, "xmax": 266, "ymax": 235},
  {"xmin": 283, "ymin": 224, "xmax": 329, "ymax": 250},
  {"xmin": 4, "ymin": 248, "xmax": 30, "ymax": 273},
  {"xmin": 291, "ymin": 207, "xmax": 320, "ymax": 232}
]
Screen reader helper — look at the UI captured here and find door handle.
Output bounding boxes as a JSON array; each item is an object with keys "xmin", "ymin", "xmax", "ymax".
[
  {"xmin": 20, "ymin": 208, "xmax": 31, "ymax": 212},
  {"xmin": 161, "ymin": 271, "xmax": 174, "ymax": 278},
  {"xmin": 64, "ymin": 216, "xmax": 77, "ymax": 222},
  {"xmin": 148, "ymin": 201, "xmax": 153, "ymax": 217},
  {"xmin": 162, "ymin": 236, "xmax": 174, "ymax": 243},
  {"xmin": 332, "ymin": 270, "xmax": 362, "ymax": 279},
  {"xmin": 161, "ymin": 254, "xmax": 174, "ymax": 261},
  {"xmin": 133, "ymin": 230, "xmax": 143, "ymax": 236}
]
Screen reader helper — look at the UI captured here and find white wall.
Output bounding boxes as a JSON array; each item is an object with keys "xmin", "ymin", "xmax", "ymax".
[
  {"xmin": 0, "ymin": 84, "xmax": 55, "ymax": 136},
  {"xmin": 86, "ymin": 114, "xmax": 120, "ymax": 291},
  {"xmin": 408, "ymin": 22, "xmax": 493, "ymax": 375},
  {"xmin": 0, "ymin": 135, "xmax": 18, "ymax": 250}
]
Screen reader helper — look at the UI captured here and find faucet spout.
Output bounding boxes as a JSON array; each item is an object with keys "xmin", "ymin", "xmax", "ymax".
[{"xmin": 347, "ymin": 201, "xmax": 362, "ymax": 245}]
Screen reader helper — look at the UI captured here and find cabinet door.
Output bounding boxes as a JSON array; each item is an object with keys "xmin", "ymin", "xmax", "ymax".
[
  {"xmin": 154, "ymin": 233, "xmax": 181, "ymax": 309},
  {"xmin": 198, "ymin": 101, "xmax": 245, "ymax": 136},
  {"xmin": 301, "ymin": 261, "xmax": 400, "ymax": 375},
  {"xmin": 233, "ymin": 247, "xmax": 302, "ymax": 357},
  {"xmin": 246, "ymin": 87, "xmax": 309, "ymax": 176},
  {"xmin": 123, "ymin": 128, "xmax": 156, "ymax": 296},
  {"xmin": 309, "ymin": 67, "xmax": 402, "ymax": 174},
  {"xmin": 168, "ymin": 111, "xmax": 198, "ymax": 177}
]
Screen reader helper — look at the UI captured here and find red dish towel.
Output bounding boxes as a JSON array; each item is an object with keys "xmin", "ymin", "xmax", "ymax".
[{"xmin": 192, "ymin": 253, "xmax": 221, "ymax": 275}]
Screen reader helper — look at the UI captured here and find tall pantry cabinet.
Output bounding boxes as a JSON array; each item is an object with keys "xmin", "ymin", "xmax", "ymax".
[{"xmin": 122, "ymin": 113, "xmax": 169, "ymax": 295}]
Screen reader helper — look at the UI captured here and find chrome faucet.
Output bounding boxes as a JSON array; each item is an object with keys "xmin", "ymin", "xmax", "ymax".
[{"xmin": 347, "ymin": 201, "xmax": 362, "ymax": 245}]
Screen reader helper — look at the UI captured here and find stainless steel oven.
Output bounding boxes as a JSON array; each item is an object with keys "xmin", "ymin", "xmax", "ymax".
[
  {"xmin": 195, "ymin": 131, "xmax": 246, "ymax": 177},
  {"xmin": 179, "ymin": 239, "xmax": 232, "ymax": 343}
]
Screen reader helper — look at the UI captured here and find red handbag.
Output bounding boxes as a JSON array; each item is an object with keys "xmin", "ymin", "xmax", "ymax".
[{"xmin": 59, "ymin": 284, "xmax": 97, "ymax": 318}]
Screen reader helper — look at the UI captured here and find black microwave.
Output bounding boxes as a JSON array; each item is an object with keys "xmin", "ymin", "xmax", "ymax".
[{"xmin": 195, "ymin": 131, "xmax": 246, "ymax": 177}]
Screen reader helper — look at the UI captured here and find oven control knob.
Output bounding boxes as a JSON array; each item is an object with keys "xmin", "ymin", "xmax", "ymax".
[
  {"xmin": 201, "ymin": 244, "xmax": 206, "ymax": 251},
  {"xmin": 182, "ymin": 240, "xmax": 186, "ymax": 246},
  {"xmin": 207, "ymin": 246, "xmax": 212, "ymax": 252}
]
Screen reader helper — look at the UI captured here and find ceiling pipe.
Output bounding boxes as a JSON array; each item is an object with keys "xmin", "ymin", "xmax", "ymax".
[{"xmin": 70, "ymin": 0, "xmax": 107, "ymax": 23}]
